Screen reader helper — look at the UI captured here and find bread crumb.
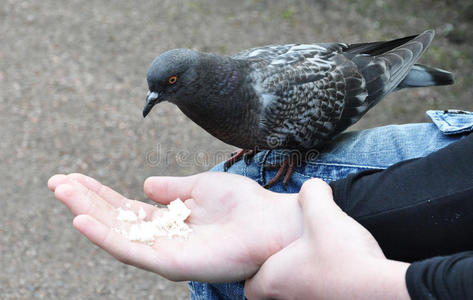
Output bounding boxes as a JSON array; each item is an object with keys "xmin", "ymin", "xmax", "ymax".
[
  {"xmin": 115, "ymin": 198, "xmax": 192, "ymax": 245},
  {"xmin": 117, "ymin": 207, "xmax": 138, "ymax": 222},
  {"xmin": 138, "ymin": 207, "xmax": 146, "ymax": 220}
]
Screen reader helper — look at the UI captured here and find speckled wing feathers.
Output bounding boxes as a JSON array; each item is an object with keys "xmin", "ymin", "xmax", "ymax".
[
  {"xmin": 236, "ymin": 43, "xmax": 366, "ymax": 149},
  {"xmin": 230, "ymin": 30, "xmax": 435, "ymax": 149}
]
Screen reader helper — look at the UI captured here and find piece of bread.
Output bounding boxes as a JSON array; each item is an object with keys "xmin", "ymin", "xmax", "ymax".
[{"xmin": 115, "ymin": 198, "xmax": 192, "ymax": 245}]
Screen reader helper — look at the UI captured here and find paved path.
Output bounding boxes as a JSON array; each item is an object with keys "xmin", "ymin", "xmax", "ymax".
[{"xmin": 1, "ymin": 0, "xmax": 472, "ymax": 298}]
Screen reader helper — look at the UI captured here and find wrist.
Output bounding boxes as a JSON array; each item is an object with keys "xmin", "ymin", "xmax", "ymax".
[
  {"xmin": 260, "ymin": 192, "xmax": 303, "ymax": 263},
  {"xmin": 313, "ymin": 257, "xmax": 410, "ymax": 300},
  {"xmin": 349, "ymin": 258, "xmax": 410, "ymax": 300}
]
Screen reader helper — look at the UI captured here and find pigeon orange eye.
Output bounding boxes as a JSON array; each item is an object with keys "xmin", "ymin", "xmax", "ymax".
[{"xmin": 168, "ymin": 75, "xmax": 178, "ymax": 84}]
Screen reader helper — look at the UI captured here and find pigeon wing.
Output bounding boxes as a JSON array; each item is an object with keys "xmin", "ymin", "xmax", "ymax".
[{"xmin": 244, "ymin": 43, "xmax": 366, "ymax": 149}]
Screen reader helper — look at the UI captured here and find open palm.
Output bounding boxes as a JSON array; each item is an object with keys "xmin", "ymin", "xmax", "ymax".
[{"xmin": 48, "ymin": 172, "xmax": 302, "ymax": 282}]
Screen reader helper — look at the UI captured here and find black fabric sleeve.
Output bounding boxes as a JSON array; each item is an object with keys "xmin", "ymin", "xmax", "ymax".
[
  {"xmin": 405, "ymin": 251, "xmax": 473, "ymax": 300},
  {"xmin": 329, "ymin": 133, "xmax": 473, "ymax": 262}
]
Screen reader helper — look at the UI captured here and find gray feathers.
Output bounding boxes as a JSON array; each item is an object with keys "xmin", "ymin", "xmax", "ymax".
[
  {"xmin": 397, "ymin": 64, "xmax": 454, "ymax": 89},
  {"xmin": 145, "ymin": 30, "xmax": 454, "ymax": 150}
]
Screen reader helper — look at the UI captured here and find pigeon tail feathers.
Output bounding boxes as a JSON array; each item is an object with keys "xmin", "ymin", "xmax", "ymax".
[
  {"xmin": 333, "ymin": 30, "xmax": 437, "ymax": 134},
  {"xmin": 397, "ymin": 64, "xmax": 454, "ymax": 89}
]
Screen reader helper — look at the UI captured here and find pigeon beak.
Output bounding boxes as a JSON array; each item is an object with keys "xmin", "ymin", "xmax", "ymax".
[{"xmin": 143, "ymin": 91, "xmax": 160, "ymax": 118}]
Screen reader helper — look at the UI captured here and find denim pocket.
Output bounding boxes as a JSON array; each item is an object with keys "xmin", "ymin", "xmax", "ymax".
[{"xmin": 427, "ymin": 110, "xmax": 473, "ymax": 135}]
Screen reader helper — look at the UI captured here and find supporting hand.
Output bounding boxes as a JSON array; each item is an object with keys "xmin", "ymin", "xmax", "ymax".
[{"xmin": 244, "ymin": 179, "xmax": 410, "ymax": 300}]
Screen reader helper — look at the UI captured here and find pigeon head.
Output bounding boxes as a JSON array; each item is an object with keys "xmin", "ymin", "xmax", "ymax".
[
  {"xmin": 143, "ymin": 48, "xmax": 250, "ymax": 148},
  {"xmin": 143, "ymin": 49, "xmax": 201, "ymax": 117}
]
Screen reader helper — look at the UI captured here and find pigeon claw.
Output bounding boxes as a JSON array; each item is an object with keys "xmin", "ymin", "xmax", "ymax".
[
  {"xmin": 224, "ymin": 149, "xmax": 256, "ymax": 171},
  {"xmin": 263, "ymin": 154, "xmax": 297, "ymax": 190},
  {"xmin": 243, "ymin": 150, "xmax": 256, "ymax": 165}
]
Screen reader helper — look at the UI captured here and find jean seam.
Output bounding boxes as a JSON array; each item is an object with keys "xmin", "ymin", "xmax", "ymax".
[
  {"xmin": 293, "ymin": 172, "xmax": 315, "ymax": 179},
  {"xmin": 259, "ymin": 150, "xmax": 272, "ymax": 185},
  {"xmin": 306, "ymin": 162, "xmax": 388, "ymax": 169},
  {"xmin": 202, "ymin": 280, "xmax": 208, "ymax": 300},
  {"xmin": 196, "ymin": 281, "xmax": 204, "ymax": 300},
  {"xmin": 292, "ymin": 172, "xmax": 336, "ymax": 182},
  {"xmin": 428, "ymin": 111, "xmax": 473, "ymax": 135},
  {"xmin": 356, "ymin": 186, "xmax": 473, "ymax": 221},
  {"xmin": 439, "ymin": 114, "xmax": 452, "ymax": 127}
]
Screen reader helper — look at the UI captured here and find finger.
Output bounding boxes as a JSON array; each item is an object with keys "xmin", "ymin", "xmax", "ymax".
[
  {"xmin": 55, "ymin": 173, "xmax": 158, "ymax": 219},
  {"xmin": 73, "ymin": 215, "xmax": 179, "ymax": 279},
  {"xmin": 67, "ymin": 173, "xmax": 128, "ymax": 208},
  {"xmin": 74, "ymin": 214, "xmax": 205, "ymax": 281},
  {"xmin": 48, "ymin": 174, "xmax": 67, "ymax": 191},
  {"xmin": 49, "ymin": 173, "xmax": 127, "ymax": 208},
  {"xmin": 55, "ymin": 183, "xmax": 118, "ymax": 227},
  {"xmin": 144, "ymin": 174, "xmax": 200, "ymax": 205},
  {"xmin": 56, "ymin": 181, "xmax": 163, "ymax": 225}
]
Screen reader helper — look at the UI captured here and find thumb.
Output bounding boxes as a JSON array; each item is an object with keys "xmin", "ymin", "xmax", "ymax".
[
  {"xmin": 143, "ymin": 174, "xmax": 199, "ymax": 204},
  {"xmin": 298, "ymin": 179, "xmax": 345, "ymax": 228}
]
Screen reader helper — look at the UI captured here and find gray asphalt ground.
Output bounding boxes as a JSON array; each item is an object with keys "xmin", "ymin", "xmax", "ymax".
[{"xmin": 1, "ymin": 0, "xmax": 472, "ymax": 299}]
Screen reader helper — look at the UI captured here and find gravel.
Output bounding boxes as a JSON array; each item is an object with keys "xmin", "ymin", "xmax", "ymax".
[{"xmin": 1, "ymin": 0, "xmax": 472, "ymax": 298}]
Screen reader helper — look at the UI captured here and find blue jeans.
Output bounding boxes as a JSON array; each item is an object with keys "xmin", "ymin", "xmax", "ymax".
[{"xmin": 189, "ymin": 110, "xmax": 473, "ymax": 300}]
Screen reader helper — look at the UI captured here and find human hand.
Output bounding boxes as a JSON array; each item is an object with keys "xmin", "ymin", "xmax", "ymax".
[
  {"xmin": 245, "ymin": 179, "xmax": 410, "ymax": 300},
  {"xmin": 48, "ymin": 172, "xmax": 303, "ymax": 282}
]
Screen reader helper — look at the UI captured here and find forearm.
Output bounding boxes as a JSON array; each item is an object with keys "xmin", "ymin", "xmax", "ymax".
[
  {"xmin": 330, "ymin": 133, "xmax": 473, "ymax": 261},
  {"xmin": 264, "ymin": 258, "xmax": 411, "ymax": 300},
  {"xmin": 406, "ymin": 251, "xmax": 473, "ymax": 299}
]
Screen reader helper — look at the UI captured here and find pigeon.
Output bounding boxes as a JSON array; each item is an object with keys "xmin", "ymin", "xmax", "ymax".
[{"xmin": 143, "ymin": 30, "xmax": 454, "ymax": 188}]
